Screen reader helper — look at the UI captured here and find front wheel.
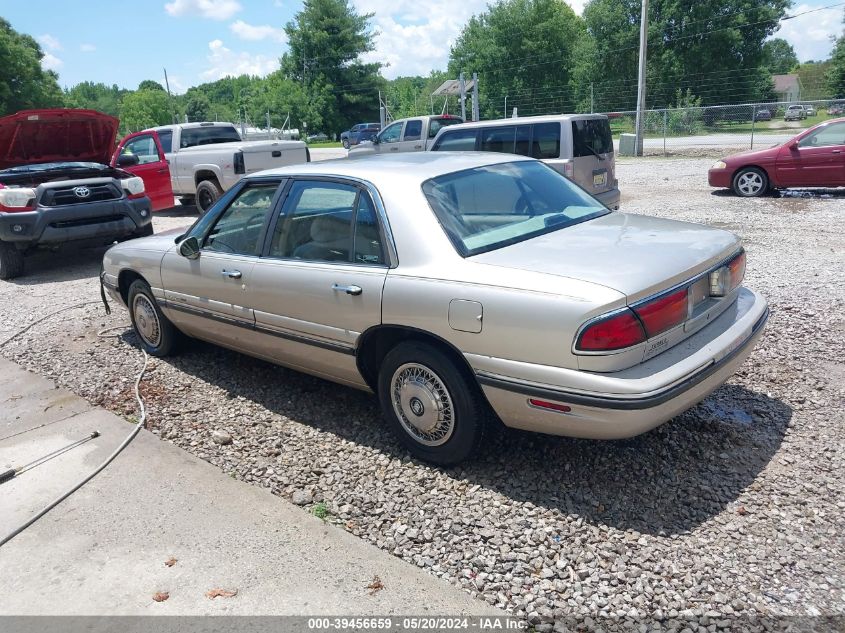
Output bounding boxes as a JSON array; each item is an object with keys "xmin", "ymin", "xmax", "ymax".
[
  {"xmin": 195, "ymin": 180, "xmax": 222, "ymax": 216},
  {"xmin": 342, "ymin": 139, "xmax": 350, "ymax": 149},
  {"xmin": 127, "ymin": 279, "xmax": 181, "ymax": 356},
  {"xmin": 732, "ymin": 167, "xmax": 769, "ymax": 197},
  {"xmin": 378, "ymin": 342, "xmax": 486, "ymax": 465},
  {"xmin": 0, "ymin": 241, "xmax": 25, "ymax": 280}
]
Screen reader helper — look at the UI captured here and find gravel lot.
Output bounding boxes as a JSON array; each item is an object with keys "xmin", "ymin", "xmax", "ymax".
[{"xmin": 1, "ymin": 158, "xmax": 843, "ymax": 629}]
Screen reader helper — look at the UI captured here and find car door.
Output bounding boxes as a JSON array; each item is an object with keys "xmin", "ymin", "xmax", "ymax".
[
  {"xmin": 112, "ymin": 131, "xmax": 175, "ymax": 211},
  {"xmin": 375, "ymin": 121, "xmax": 404, "ymax": 153},
  {"xmin": 159, "ymin": 180, "xmax": 285, "ymax": 351},
  {"xmin": 246, "ymin": 178, "xmax": 390, "ymax": 387},
  {"xmin": 775, "ymin": 121, "xmax": 845, "ymax": 187},
  {"xmin": 398, "ymin": 118, "xmax": 424, "ymax": 152}
]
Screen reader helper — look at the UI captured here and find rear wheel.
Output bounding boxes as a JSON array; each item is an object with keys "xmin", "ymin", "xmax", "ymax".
[
  {"xmin": 195, "ymin": 180, "xmax": 222, "ymax": 216},
  {"xmin": 0, "ymin": 241, "xmax": 25, "ymax": 280},
  {"xmin": 377, "ymin": 341, "xmax": 486, "ymax": 465},
  {"xmin": 127, "ymin": 279, "xmax": 180, "ymax": 356},
  {"xmin": 732, "ymin": 167, "xmax": 769, "ymax": 197}
]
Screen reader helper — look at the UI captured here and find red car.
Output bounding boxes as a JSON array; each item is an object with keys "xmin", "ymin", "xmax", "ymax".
[{"xmin": 708, "ymin": 117, "xmax": 845, "ymax": 196}]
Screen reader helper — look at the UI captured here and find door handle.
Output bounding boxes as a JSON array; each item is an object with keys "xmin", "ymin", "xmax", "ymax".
[
  {"xmin": 414, "ymin": 145, "xmax": 422, "ymax": 149},
  {"xmin": 332, "ymin": 284, "xmax": 362, "ymax": 296},
  {"xmin": 221, "ymin": 270, "xmax": 242, "ymax": 279},
  {"xmin": 390, "ymin": 147, "xmax": 399, "ymax": 151},
  {"xmin": 832, "ymin": 150, "xmax": 842, "ymax": 154}
]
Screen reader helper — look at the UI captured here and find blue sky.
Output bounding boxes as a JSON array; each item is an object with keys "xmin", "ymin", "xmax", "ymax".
[{"xmin": 2, "ymin": 0, "xmax": 842, "ymax": 94}]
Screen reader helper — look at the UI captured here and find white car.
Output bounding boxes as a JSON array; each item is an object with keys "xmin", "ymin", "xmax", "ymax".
[{"xmin": 102, "ymin": 153, "xmax": 768, "ymax": 464}]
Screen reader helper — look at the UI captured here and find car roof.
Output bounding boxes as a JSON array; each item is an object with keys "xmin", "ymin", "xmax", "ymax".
[
  {"xmin": 252, "ymin": 152, "xmax": 533, "ymax": 184},
  {"xmin": 441, "ymin": 113, "xmax": 608, "ymax": 131}
]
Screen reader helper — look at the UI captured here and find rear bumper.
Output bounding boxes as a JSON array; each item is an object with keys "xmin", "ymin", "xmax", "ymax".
[
  {"xmin": 472, "ymin": 287, "xmax": 768, "ymax": 439},
  {"xmin": 0, "ymin": 197, "xmax": 152, "ymax": 245},
  {"xmin": 708, "ymin": 168, "xmax": 732, "ymax": 188},
  {"xmin": 595, "ymin": 187, "xmax": 621, "ymax": 210}
]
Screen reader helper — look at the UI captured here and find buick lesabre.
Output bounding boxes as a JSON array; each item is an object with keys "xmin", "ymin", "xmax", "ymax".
[{"xmin": 102, "ymin": 153, "xmax": 769, "ymax": 464}]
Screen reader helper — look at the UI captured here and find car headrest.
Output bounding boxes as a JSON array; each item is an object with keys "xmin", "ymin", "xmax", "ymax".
[{"xmin": 310, "ymin": 215, "xmax": 349, "ymax": 243}]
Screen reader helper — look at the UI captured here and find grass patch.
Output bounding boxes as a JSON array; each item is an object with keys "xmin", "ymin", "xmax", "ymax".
[
  {"xmin": 312, "ymin": 502, "xmax": 330, "ymax": 521},
  {"xmin": 307, "ymin": 141, "xmax": 343, "ymax": 148}
]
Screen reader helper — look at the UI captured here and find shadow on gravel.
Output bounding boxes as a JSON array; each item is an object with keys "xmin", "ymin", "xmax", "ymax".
[
  {"xmin": 159, "ymin": 340, "xmax": 791, "ymax": 537},
  {"xmin": 710, "ymin": 188, "xmax": 845, "ymax": 200},
  {"xmin": 8, "ymin": 246, "xmax": 106, "ymax": 285},
  {"xmin": 156, "ymin": 204, "xmax": 199, "ymax": 218}
]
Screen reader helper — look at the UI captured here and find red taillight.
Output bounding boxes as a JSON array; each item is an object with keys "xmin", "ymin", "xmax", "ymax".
[
  {"xmin": 576, "ymin": 309, "xmax": 646, "ymax": 352},
  {"xmin": 728, "ymin": 250, "xmax": 746, "ymax": 291},
  {"xmin": 528, "ymin": 399, "xmax": 571, "ymax": 413},
  {"xmin": 633, "ymin": 288, "xmax": 688, "ymax": 338}
]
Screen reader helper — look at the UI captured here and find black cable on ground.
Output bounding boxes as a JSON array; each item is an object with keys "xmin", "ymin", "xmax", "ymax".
[{"xmin": 0, "ymin": 306, "xmax": 149, "ymax": 548}]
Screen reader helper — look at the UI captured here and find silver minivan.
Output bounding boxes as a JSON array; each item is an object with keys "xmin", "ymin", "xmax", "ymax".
[{"xmin": 430, "ymin": 114, "xmax": 620, "ymax": 209}]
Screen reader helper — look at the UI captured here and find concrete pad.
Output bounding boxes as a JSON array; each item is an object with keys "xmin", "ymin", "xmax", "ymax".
[{"xmin": 0, "ymin": 358, "xmax": 502, "ymax": 616}]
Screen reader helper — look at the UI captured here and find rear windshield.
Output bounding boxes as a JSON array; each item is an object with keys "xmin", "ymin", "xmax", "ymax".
[
  {"xmin": 422, "ymin": 161, "xmax": 608, "ymax": 257},
  {"xmin": 571, "ymin": 119, "xmax": 613, "ymax": 157},
  {"xmin": 429, "ymin": 117, "xmax": 463, "ymax": 138},
  {"xmin": 180, "ymin": 125, "xmax": 241, "ymax": 148}
]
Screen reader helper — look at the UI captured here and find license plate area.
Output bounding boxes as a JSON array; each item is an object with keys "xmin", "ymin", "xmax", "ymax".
[{"xmin": 592, "ymin": 169, "xmax": 607, "ymax": 187}]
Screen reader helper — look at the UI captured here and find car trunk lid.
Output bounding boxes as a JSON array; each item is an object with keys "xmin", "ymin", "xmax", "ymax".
[
  {"xmin": 472, "ymin": 212, "xmax": 741, "ymax": 302},
  {"xmin": 0, "ymin": 109, "xmax": 119, "ymax": 169}
]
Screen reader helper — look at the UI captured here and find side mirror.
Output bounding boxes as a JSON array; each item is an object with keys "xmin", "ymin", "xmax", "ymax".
[
  {"xmin": 371, "ymin": 135, "xmax": 380, "ymax": 145},
  {"xmin": 787, "ymin": 140, "xmax": 799, "ymax": 151},
  {"xmin": 117, "ymin": 153, "xmax": 140, "ymax": 167},
  {"xmin": 179, "ymin": 236, "xmax": 201, "ymax": 260}
]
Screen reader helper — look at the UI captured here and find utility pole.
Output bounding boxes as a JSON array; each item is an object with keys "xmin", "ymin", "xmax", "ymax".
[
  {"xmin": 634, "ymin": 0, "xmax": 649, "ymax": 156},
  {"xmin": 504, "ymin": 95, "xmax": 508, "ymax": 118},
  {"xmin": 163, "ymin": 67, "xmax": 176, "ymax": 124},
  {"xmin": 590, "ymin": 83, "xmax": 594, "ymax": 114},
  {"xmin": 472, "ymin": 72, "xmax": 479, "ymax": 122},
  {"xmin": 459, "ymin": 73, "xmax": 466, "ymax": 121}
]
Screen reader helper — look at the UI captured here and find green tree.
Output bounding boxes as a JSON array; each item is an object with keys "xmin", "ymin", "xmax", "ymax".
[
  {"xmin": 64, "ymin": 82, "xmax": 129, "ymax": 117},
  {"xmin": 138, "ymin": 80, "xmax": 166, "ymax": 92},
  {"xmin": 281, "ymin": 0, "xmax": 383, "ymax": 134},
  {"xmin": 762, "ymin": 38, "xmax": 799, "ymax": 74},
  {"xmin": 184, "ymin": 90, "xmax": 211, "ymax": 122},
  {"xmin": 119, "ymin": 90, "xmax": 171, "ymax": 132},
  {"xmin": 579, "ymin": 0, "xmax": 790, "ymax": 111},
  {"xmin": 0, "ymin": 18, "xmax": 63, "ymax": 114},
  {"xmin": 449, "ymin": 0, "xmax": 587, "ymax": 119},
  {"xmin": 827, "ymin": 13, "xmax": 845, "ymax": 98}
]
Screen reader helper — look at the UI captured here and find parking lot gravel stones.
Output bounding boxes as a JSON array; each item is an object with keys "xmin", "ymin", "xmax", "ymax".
[{"xmin": 1, "ymin": 165, "xmax": 844, "ymax": 627}]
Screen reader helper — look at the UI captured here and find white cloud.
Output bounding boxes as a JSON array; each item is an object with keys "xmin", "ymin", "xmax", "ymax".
[
  {"xmin": 80, "ymin": 43, "xmax": 96, "ymax": 52},
  {"xmin": 41, "ymin": 52, "xmax": 63, "ymax": 71},
  {"xmin": 354, "ymin": 0, "xmax": 585, "ymax": 79},
  {"xmin": 776, "ymin": 4, "xmax": 842, "ymax": 62},
  {"xmin": 200, "ymin": 39, "xmax": 280, "ymax": 80},
  {"xmin": 37, "ymin": 34, "xmax": 62, "ymax": 51},
  {"xmin": 230, "ymin": 20, "xmax": 287, "ymax": 43},
  {"xmin": 164, "ymin": 0, "xmax": 242, "ymax": 20}
]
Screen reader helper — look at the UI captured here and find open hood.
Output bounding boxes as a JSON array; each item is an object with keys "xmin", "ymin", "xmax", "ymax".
[{"xmin": 0, "ymin": 109, "xmax": 119, "ymax": 170}]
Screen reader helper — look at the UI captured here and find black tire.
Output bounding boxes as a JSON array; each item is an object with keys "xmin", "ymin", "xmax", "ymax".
[
  {"xmin": 0, "ymin": 241, "xmax": 25, "ymax": 280},
  {"xmin": 732, "ymin": 167, "xmax": 769, "ymax": 197},
  {"xmin": 377, "ymin": 341, "xmax": 486, "ymax": 465},
  {"xmin": 342, "ymin": 138, "xmax": 350, "ymax": 149},
  {"xmin": 195, "ymin": 180, "xmax": 222, "ymax": 216},
  {"xmin": 127, "ymin": 279, "xmax": 181, "ymax": 356}
]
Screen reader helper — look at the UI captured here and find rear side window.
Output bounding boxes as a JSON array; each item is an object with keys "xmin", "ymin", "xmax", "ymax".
[
  {"xmin": 571, "ymin": 119, "xmax": 612, "ymax": 157},
  {"xmin": 403, "ymin": 120, "xmax": 423, "ymax": 141},
  {"xmin": 157, "ymin": 130, "xmax": 173, "ymax": 153},
  {"xmin": 531, "ymin": 123, "xmax": 560, "ymax": 159},
  {"xmin": 481, "ymin": 126, "xmax": 516, "ymax": 153},
  {"xmin": 180, "ymin": 125, "xmax": 242, "ymax": 148},
  {"xmin": 432, "ymin": 129, "xmax": 478, "ymax": 151}
]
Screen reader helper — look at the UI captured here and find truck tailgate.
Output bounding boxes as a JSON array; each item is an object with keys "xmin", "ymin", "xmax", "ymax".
[{"xmin": 241, "ymin": 142, "xmax": 309, "ymax": 173}]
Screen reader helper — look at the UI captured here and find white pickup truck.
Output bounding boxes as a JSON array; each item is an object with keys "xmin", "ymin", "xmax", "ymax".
[
  {"xmin": 347, "ymin": 115, "xmax": 464, "ymax": 156},
  {"xmin": 114, "ymin": 122, "xmax": 309, "ymax": 214}
]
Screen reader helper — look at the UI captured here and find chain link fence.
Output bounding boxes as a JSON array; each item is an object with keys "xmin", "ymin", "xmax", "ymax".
[{"xmin": 605, "ymin": 99, "xmax": 845, "ymax": 155}]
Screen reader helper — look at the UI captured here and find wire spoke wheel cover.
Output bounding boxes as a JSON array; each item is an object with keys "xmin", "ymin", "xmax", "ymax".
[
  {"xmin": 391, "ymin": 362, "xmax": 455, "ymax": 446},
  {"xmin": 132, "ymin": 294, "xmax": 162, "ymax": 348}
]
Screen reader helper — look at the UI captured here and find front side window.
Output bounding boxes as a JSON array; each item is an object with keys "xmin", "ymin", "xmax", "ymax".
[
  {"xmin": 571, "ymin": 119, "xmax": 613, "ymax": 157},
  {"xmin": 798, "ymin": 121, "xmax": 845, "ymax": 148},
  {"xmin": 269, "ymin": 181, "xmax": 384, "ymax": 265},
  {"xmin": 481, "ymin": 126, "xmax": 516, "ymax": 153},
  {"xmin": 422, "ymin": 161, "xmax": 608, "ymax": 257},
  {"xmin": 204, "ymin": 184, "xmax": 279, "ymax": 255},
  {"xmin": 403, "ymin": 120, "xmax": 423, "ymax": 141},
  {"xmin": 379, "ymin": 122, "xmax": 402, "ymax": 144},
  {"xmin": 121, "ymin": 135, "xmax": 161, "ymax": 164},
  {"xmin": 432, "ymin": 129, "xmax": 478, "ymax": 151}
]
